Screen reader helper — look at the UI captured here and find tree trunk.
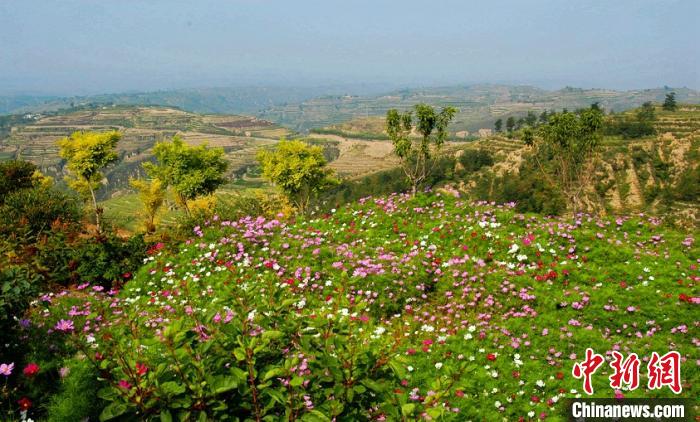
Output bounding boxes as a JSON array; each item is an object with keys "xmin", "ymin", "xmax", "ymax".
[{"xmin": 89, "ymin": 184, "xmax": 101, "ymax": 233}]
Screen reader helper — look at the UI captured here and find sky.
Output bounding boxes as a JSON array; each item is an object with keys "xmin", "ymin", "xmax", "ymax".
[{"xmin": 0, "ymin": 0, "xmax": 698, "ymax": 95}]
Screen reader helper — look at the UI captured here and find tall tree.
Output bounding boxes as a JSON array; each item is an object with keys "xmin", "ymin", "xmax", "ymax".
[
  {"xmin": 494, "ymin": 118, "xmax": 503, "ymax": 132},
  {"xmin": 532, "ymin": 106, "xmax": 604, "ymax": 213},
  {"xmin": 143, "ymin": 136, "xmax": 228, "ymax": 216},
  {"xmin": 257, "ymin": 139, "xmax": 337, "ymax": 213},
  {"xmin": 57, "ymin": 131, "xmax": 120, "ymax": 232},
  {"xmin": 386, "ymin": 104, "xmax": 457, "ymax": 195},
  {"xmin": 506, "ymin": 116, "xmax": 516, "ymax": 133},
  {"xmin": 663, "ymin": 92, "xmax": 677, "ymax": 111}
]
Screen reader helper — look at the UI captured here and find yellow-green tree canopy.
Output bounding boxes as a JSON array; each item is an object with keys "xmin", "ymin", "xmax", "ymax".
[
  {"xmin": 256, "ymin": 139, "xmax": 337, "ymax": 213},
  {"xmin": 57, "ymin": 130, "xmax": 120, "ymax": 232},
  {"xmin": 129, "ymin": 178, "xmax": 165, "ymax": 233},
  {"xmin": 143, "ymin": 136, "xmax": 228, "ymax": 215}
]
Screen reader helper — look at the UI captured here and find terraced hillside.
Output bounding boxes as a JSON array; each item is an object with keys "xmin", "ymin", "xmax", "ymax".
[
  {"xmin": 0, "ymin": 105, "xmax": 292, "ymax": 199},
  {"xmin": 452, "ymin": 105, "xmax": 700, "ymax": 226},
  {"xmin": 260, "ymin": 85, "xmax": 700, "ymax": 132}
]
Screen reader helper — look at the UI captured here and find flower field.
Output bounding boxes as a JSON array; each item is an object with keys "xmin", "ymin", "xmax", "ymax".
[{"xmin": 19, "ymin": 193, "xmax": 699, "ymax": 420}]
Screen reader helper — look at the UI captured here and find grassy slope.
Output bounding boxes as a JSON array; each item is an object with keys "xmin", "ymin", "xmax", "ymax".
[{"xmin": 59, "ymin": 192, "xmax": 699, "ymax": 419}]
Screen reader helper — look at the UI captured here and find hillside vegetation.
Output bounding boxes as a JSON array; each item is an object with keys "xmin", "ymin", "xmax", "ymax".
[{"xmin": 24, "ymin": 192, "xmax": 699, "ymax": 420}]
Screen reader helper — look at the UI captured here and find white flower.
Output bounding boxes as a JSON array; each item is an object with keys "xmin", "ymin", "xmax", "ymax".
[
  {"xmin": 435, "ymin": 362, "xmax": 443, "ymax": 369},
  {"xmin": 536, "ymin": 380, "xmax": 545, "ymax": 388},
  {"xmin": 374, "ymin": 326, "xmax": 386, "ymax": 336},
  {"xmin": 468, "ymin": 325, "xmax": 476, "ymax": 332},
  {"xmin": 508, "ymin": 244, "xmax": 519, "ymax": 254},
  {"xmin": 407, "ymin": 366, "xmax": 414, "ymax": 372},
  {"xmin": 528, "ymin": 411, "xmax": 535, "ymax": 417},
  {"xmin": 494, "ymin": 400, "xmax": 502, "ymax": 408}
]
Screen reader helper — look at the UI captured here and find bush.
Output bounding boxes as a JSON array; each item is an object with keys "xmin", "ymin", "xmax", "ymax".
[
  {"xmin": 0, "ymin": 187, "xmax": 82, "ymax": 236},
  {"xmin": 458, "ymin": 149, "xmax": 494, "ymax": 173},
  {"xmin": 0, "ymin": 160, "xmax": 38, "ymax": 203},
  {"xmin": 69, "ymin": 232, "xmax": 148, "ymax": 288}
]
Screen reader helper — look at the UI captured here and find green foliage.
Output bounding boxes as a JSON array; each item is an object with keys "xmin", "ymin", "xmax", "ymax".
[
  {"xmin": 663, "ymin": 92, "xmax": 677, "ymax": 111},
  {"xmin": 257, "ymin": 139, "xmax": 337, "ymax": 213},
  {"xmin": 46, "ymin": 359, "xmax": 105, "ymax": 422},
  {"xmin": 674, "ymin": 166, "xmax": 700, "ymax": 201},
  {"xmin": 58, "ymin": 131, "xmax": 121, "ymax": 232},
  {"xmin": 505, "ymin": 116, "xmax": 515, "ymax": 133},
  {"xmin": 143, "ymin": 136, "xmax": 228, "ymax": 216},
  {"xmin": 0, "ymin": 160, "xmax": 38, "ymax": 203},
  {"xmin": 534, "ymin": 105, "xmax": 604, "ymax": 212},
  {"xmin": 69, "ymin": 232, "xmax": 148, "ymax": 288},
  {"xmin": 604, "ymin": 103, "xmax": 656, "ymax": 139},
  {"xmin": 386, "ymin": 104, "xmax": 457, "ymax": 194},
  {"xmin": 0, "ymin": 186, "xmax": 82, "ymax": 236},
  {"xmin": 457, "ymin": 149, "xmax": 494, "ymax": 173},
  {"xmin": 494, "ymin": 118, "xmax": 502, "ymax": 132}
]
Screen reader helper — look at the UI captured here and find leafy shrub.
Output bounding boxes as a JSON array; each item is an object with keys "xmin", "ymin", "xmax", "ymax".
[
  {"xmin": 673, "ymin": 166, "xmax": 700, "ymax": 201},
  {"xmin": 68, "ymin": 232, "xmax": 148, "ymax": 288},
  {"xmin": 0, "ymin": 160, "xmax": 38, "ymax": 203},
  {"xmin": 0, "ymin": 187, "xmax": 82, "ymax": 236},
  {"xmin": 457, "ymin": 149, "xmax": 494, "ymax": 173}
]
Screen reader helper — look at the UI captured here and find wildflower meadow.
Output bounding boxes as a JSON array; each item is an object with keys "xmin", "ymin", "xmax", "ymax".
[{"xmin": 4, "ymin": 192, "xmax": 697, "ymax": 420}]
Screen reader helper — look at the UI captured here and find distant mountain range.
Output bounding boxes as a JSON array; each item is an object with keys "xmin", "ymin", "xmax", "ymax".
[{"xmin": 2, "ymin": 84, "xmax": 699, "ymax": 132}]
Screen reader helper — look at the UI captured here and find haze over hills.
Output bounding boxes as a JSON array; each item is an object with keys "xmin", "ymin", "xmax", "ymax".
[{"xmin": 3, "ymin": 84, "xmax": 698, "ymax": 134}]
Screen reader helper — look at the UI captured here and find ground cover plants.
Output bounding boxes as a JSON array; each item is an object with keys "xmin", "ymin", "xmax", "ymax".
[{"xmin": 5, "ymin": 191, "xmax": 697, "ymax": 421}]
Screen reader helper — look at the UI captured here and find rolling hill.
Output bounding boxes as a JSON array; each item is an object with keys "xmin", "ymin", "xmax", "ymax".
[{"xmin": 0, "ymin": 105, "xmax": 293, "ymax": 199}]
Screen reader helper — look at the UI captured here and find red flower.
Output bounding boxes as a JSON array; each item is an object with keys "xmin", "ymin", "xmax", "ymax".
[
  {"xmin": 407, "ymin": 348, "xmax": 416, "ymax": 355},
  {"xmin": 487, "ymin": 353, "xmax": 496, "ymax": 361},
  {"xmin": 455, "ymin": 389, "xmax": 465, "ymax": 397},
  {"xmin": 17, "ymin": 397, "xmax": 32, "ymax": 410},
  {"xmin": 118, "ymin": 380, "xmax": 132, "ymax": 389},
  {"xmin": 135, "ymin": 362, "xmax": 148, "ymax": 376},
  {"xmin": 555, "ymin": 371, "xmax": 564, "ymax": 380},
  {"xmin": 23, "ymin": 363, "xmax": 40, "ymax": 377}
]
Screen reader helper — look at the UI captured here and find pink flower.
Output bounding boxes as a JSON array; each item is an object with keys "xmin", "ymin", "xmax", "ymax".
[
  {"xmin": 55, "ymin": 319, "xmax": 74, "ymax": 332},
  {"xmin": 118, "ymin": 380, "xmax": 132, "ymax": 389},
  {"xmin": 0, "ymin": 362, "xmax": 14, "ymax": 376}
]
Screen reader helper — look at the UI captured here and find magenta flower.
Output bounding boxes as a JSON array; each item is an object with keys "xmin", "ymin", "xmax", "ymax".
[
  {"xmin": 0, "ymin": 362, "xmax": 14, "ymax": 376},
  {"xmin": 54, "ymin": 319, "xmax": 75, "ymax": 332}
]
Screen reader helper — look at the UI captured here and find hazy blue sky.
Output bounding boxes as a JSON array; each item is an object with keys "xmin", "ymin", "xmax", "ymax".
[{"xmin": 1, "ymin": 0, "xmax": 698, "ymax": 95}]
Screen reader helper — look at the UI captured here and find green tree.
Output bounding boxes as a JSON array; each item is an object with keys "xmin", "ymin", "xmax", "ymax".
[
  {"xmin": 533, "ymin": 105, "xmax": 604, "ymax": 213},
  {"xmin": 57, "ymin": 131, "xmax": 120, "ymax": 233},
  {"xmin": 494, "ymin": 118, "xmax": 503, "ymax": 132},
  {"xmin": 129, "ymin": 178, "xmax": 165, "ymax": 233},
  {"xmin": 506, "ymin": 116, "xmax": 516, "ymax": 133},
  {"xmin": 386, "ymin": 104, "xmax": 457, "ymax": 195},
  {"xmin": 663, "ymin": 92, "xmax": 677, "ymax": 111},
  {"xmin": 256, "ymin": 139, "xmax": 337, "ymax": 213},
  {"xmin": 143, "ymin": 136, "xmax": 228, "ymax": 216},
  {"xmin": 521, "ymin": 126, "xmax": 535, "ymax": 146},
  {"xmin": 525, "ymin": 111, "xmax": 538, "ymax": 126},
  {"xmin": 637, "ymin": 101, "xmax": 656, "ymax": 122}
]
